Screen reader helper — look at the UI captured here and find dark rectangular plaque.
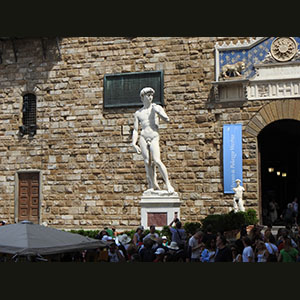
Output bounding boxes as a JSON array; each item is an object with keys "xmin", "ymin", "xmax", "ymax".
[
  {"xmin": 103, "ymin": 70, "xmax": 164, "ymax": 108},
  {"xmin": 147, "ymin": 212, "xmax": 167, "ymax": 227}
]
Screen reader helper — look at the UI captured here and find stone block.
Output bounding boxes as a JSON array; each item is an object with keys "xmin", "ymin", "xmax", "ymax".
[
  {"xmin": 62, "ymin": 215, "xmax": 73, "ymax": 220},
  {"xmin": 140, "ymin": 193, "xmax": 182, "ymax": 229}
]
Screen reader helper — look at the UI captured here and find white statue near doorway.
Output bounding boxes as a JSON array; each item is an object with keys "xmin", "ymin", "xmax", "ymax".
[
  {"xmin": 132, "ymin": 87, "xmax": 175, "ymax": 195},
  {"xmin": 233, "ymin": 179, "xmax": 245, "ymax": 212}
]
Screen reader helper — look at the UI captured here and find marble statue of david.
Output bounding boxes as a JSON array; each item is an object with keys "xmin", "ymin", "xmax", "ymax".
[
  {"xmin": 233, "ymin": 179, "xmax": 245, "ymax": 212},
  {"xmin": 132, "ymin": 87, "xmax": 175, "ymax": 194}
]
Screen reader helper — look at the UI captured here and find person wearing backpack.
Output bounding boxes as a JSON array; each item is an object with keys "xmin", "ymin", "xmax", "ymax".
[
  {"xmin": 168, "ymin": 215, "xmax": 188, "ymax": 261},
  {"xmin": 168, "ymin": 216, "xmax": 187, "ymax": 250},
  {"xmin": 264, "ymin": 231, "xmax": 278, "ymax": 262}
]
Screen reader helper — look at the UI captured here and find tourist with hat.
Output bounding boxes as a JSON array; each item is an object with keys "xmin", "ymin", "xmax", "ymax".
[
  {"xmin": 117, "ymin": 234, "xmax": 132, "ymax": 250},
  {"xmin": 153, "ymin": 248, "xmax": 166, "ymax": 262},
  {"xmin": 168, "ymin": 241, "xmax": 179, "ymax": 250},
  {"xmin": 162, "ymin": 236, "xmax": 169, "ymax": 247},
  {"xmin": 116, "ymin": 233, "xmax": 132, "ymax": 261},
  {"xmin": 165, "ymin": 241, "xmax": 185, "ymax": 262}
]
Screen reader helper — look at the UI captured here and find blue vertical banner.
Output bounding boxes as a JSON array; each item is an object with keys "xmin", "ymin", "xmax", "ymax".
[{"xmin": 223, "ymin": 124, "xmax": 243, "ymax": 194}]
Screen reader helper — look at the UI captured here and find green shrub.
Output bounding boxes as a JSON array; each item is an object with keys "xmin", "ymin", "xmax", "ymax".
[
  {"xmin": 201, "ymin": 209, "xmax": 258, "ymax": 233},
  {"xmin": 244, "ymin": 209, "xmax": 258, "ymax": 225},
  {"xmin": 225, "ymin": 211, "xmax": 246, "ymax": 231},
  {"xmin": 202, "ymin": 214, "xmax": 224, "ymax": 233},
  {"xmin": 184, "ymin": 222, "xmax": 202, "ymax": 236},
  {"xmin": 70, "ymin": 229, "xmax": 99, "ymax": 239},
  {"xmin": 160, "ymin": 226, "xmax": 172, "ymax": 241}
]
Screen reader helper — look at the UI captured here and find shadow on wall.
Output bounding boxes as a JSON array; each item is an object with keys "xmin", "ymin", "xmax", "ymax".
[{"xmin": 0, "ymin": 37, "xmax": 62, "ymax": 90}]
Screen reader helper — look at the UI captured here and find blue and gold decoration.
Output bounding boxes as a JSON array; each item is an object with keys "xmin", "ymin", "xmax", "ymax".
[{"xmin": 218, "ymin": 37, "xmax": 300, "ymax": 80}]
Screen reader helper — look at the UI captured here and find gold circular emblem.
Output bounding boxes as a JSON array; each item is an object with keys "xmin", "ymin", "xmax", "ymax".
[{"xmin": 271, "ymin": 37, "xmax": 298, "ymax": 62}]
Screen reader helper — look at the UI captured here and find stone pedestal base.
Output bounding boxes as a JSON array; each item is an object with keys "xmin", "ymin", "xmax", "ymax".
[{"xmin": 140, "ymin": 191, "xmax": 182, "ymax": 230}]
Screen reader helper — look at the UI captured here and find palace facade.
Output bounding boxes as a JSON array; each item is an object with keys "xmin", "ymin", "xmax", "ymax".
[{"xmin": 0, "ymin": 37, "xmax": 299, "ymax": 229}]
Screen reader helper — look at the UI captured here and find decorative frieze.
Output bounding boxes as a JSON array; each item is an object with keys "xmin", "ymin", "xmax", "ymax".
[
  {"xmin": 247, "ymin": 59, "xmax": 300, "ymax": 100},
  {"xmin": 247, "ymin": 80, "xmax": 300, "ymax": 100}
]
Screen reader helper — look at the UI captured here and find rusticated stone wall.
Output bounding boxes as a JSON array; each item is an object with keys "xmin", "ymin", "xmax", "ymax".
[{"xmin": 0, "ymin": 37, "xmax": 268, "ymax": 230}]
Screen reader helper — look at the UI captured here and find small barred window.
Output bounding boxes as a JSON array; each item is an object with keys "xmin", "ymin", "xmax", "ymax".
[{"xmin": 20, "ymin": 93, "xmax": 37, "ymax": 137}]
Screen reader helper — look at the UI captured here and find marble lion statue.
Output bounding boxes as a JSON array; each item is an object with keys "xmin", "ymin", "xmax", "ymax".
[{"xmin": 221, "ymin": 61, "xmax": 245, "ymax": 79}]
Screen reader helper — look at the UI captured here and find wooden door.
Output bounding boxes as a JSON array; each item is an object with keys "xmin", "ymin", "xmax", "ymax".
[{"xmin": 18, "ymin": 173, "xmax": 39, "ymax": 223}]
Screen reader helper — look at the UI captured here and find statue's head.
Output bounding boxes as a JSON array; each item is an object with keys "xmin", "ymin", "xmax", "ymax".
[
  {"xmin": 140, "ymin": 87, "xmax": 155, "ymax": 103},
  {"xmin": 235, "ymin": 179, "xmax": 241, "ymax": 185}
]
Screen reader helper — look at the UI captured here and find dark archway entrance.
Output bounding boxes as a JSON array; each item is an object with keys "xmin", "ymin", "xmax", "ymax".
[{"xmin": 258, "ymin": 119, "xmax": 300, "ymax": 225}]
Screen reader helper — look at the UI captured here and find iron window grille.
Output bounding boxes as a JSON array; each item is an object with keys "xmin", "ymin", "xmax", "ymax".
[{"xmin": 19, "ymin": 93, "xmax": 37, "ymax": 137}]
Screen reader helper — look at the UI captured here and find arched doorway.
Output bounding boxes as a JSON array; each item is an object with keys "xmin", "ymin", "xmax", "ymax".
[{"xmin": 258, "ymin": 119, "xmax": 300, "ymax": 225}]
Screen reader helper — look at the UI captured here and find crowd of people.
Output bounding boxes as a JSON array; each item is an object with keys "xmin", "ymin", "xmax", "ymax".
[
  {"xmin": 1, "ymin": 216, "xmax": 299, "ymax": 262},
  {"xmin": 92, "ymin": 216, "xmax": 300, "ymax": 263},
  {"xmin": 264, "ymin": 197, "xmax": 298, "ymax": 226}
]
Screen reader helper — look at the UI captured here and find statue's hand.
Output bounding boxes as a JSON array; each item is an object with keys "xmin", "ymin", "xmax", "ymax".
[{"xmin": 132, "ymin": 144, "xmax": 141, "ymax": 154}]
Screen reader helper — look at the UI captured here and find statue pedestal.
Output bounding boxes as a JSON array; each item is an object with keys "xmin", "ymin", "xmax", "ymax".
[{"xmin": 140, "ymin": 190, "xmax": 182, "ymax": 230}]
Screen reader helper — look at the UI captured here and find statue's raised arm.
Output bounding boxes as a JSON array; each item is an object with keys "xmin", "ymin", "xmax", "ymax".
[{"xmin": 153, "ymin": 104, "xmax": 170, "ymax": 123}]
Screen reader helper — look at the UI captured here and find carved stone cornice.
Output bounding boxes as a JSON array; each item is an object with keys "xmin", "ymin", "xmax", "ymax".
[{"xmin": 215, "ymin": 37, "xmax": 267, "ymax": 50}]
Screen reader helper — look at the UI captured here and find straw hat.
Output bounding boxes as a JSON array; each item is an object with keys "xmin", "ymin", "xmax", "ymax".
[
  {"xmin": 118, "ymin": 234, "xmax": 131, "ymax": 245},
  {"xmin": 167, "ymin": 241, "xmax": 179, "ymax": 250}
]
